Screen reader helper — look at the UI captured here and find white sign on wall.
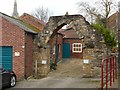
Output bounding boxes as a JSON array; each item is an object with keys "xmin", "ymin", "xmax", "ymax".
[
  {"xmin": 42, "ymin": 60, "xmax": 47, "ymax": 64},
  {"xmin": 83, "ymin": 59, "xmax": 89, "ymax": 64},
  {"xmin": 15, "ymin": 52, "xmax": 20, "ymax": 56}
]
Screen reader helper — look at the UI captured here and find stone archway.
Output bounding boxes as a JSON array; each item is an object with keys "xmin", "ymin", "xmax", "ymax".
[
  {"xmin": 42, "ymin": 14, "xmax": 93, "ymax": 44},
  {"xmin": 35, "ymin": 13, "xmax": 102, "ymax": 78}
]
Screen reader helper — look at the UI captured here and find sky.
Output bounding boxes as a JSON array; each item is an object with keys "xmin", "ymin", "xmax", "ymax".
[{"xmin": 0, "ymin": 0, "xmax": 119, "ymax": 17}]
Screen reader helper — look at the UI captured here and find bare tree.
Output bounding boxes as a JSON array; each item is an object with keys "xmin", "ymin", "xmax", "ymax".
[
  {"xmin": 32, "ymin": 6, "xmax": 51, "ymax": 23},
  {"xmin": 77, "ymin": 0, "xmax": 117, "ymax": 24},
  {"xmin": 77, "ymin": 1, "xmax": 105, "ymax": 24}
]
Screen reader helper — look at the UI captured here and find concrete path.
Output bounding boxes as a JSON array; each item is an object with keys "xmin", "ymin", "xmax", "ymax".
[{"xmin": 13, "ymin": 77, "xmax": 100, "ymax": 88}]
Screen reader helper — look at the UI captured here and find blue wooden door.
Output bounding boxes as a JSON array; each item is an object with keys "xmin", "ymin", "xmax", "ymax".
[
  {"xmin": 62, "ymin": 43, "xmax": 70, "ymax": 58},
  {"xmin": 55, "ymin": 45, "xmax": 58, "ymax": 63},
  {"xmin": 0, "ymin": 46, "xmax": 12, "ymax": 70}
]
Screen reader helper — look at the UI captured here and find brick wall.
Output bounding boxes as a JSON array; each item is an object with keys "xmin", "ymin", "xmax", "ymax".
[
  {"xmin": 25, "ymin": 33, "xmax": 34, "ymax": 77},
  {"xmin": 108, "ymin": 12, "xmax": 119, "ymax": 40},
  {"xmin": 57, "ymin": 34, "xmax": 63, "ymax": 60},
  {"xmin": 1, "ymin": 17, "xmax": 25, "ymax": 80},
  {"xmin": 108, "ymin": 12, "xmax": 117, "ymax": 29},
  {"xmin": 63, "ymin": 38, "xmax": 83, "ymax": 59},
  {"xmin": 1, "ymin": 17, "xmax": 34, "ymax": 80}
]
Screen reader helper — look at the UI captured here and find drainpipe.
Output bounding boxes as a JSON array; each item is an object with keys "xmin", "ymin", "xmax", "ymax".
[{"xmin": 24, "ymin": 32, "xmax": 27, "ymax": 80}]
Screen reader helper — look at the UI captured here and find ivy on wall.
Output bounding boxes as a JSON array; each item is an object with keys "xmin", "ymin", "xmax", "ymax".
[{"xmin": 91, "ymin": 23, "xmax": 117, "ymax": 49}]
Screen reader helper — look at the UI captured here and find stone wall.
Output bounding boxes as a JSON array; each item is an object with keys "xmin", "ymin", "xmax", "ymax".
[{"xmin": 33, "ymin": 48, "xmax": 50, "ymax": 78}]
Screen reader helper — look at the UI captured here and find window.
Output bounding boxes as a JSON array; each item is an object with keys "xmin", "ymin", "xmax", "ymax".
[{"xmin": 72, "ymin": 43, "xmax": 82, "ymax": 53}]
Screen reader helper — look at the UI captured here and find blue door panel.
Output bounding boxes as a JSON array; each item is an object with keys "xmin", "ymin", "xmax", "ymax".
[
  {"xmin": 55, "ymin": 45, "xmax": 58, "ymax": 63},
  {"xmin": 0, "ymin": 47, "xmax": 12, "ymax": 70},
  {"xmin": 62, "ymin": 43, "xmax": 70, "ymax": 58}
]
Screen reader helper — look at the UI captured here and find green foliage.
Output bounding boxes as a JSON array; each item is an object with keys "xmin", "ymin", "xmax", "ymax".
[{"xmin": 91, "ymin": 23, "xmax": 117, "ymax": 49}]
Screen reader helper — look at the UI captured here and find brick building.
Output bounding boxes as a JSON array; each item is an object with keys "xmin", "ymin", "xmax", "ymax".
[
  {"xmin": 0, "ymin": 0, "xmax": 47, "ymax": 79},
  {"xmin": 49, "ymin": 27, "xmax": 83, "ymax": 64},
  {"xmin": 20, "ymin": 13, "xmax": 46, "ymax": 32},
  {"xmin": 0, "ymin": 12, "xmax": 38, "ymax": 80},
  {"xmin": 62, "ymin": 28, "xmax": 83, "ymax": 59},
  {"xmin": 108, "ymin": 12, "xmax": 119, "ymax": 40}
]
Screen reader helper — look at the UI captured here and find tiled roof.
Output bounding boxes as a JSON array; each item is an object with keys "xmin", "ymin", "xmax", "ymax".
[
  {"xmin": 20, "ymin": 13, "xmax": 46, "ymax": 26},
  {"xmin": 17, "ymin": 19, "xmax": 40, "ymax": 33},
  {"xmin": 0, "ymin": 12, "xmax": 38, "ymax": 34},
  {"xmin": 59, "ymin": 28, "xmax": 79, "ymax": 39}
]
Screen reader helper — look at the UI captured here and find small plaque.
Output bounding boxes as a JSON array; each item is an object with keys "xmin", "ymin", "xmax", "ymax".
[
  {"xmin": 42, "ymin": 60, "xmax": 47, "ymax": 64},
  {"xmin": 83, "ymin": 59, "xmax": 89, "ymax": 64},
  {"xmin": 15, "ymin": 52, "xmax": 20, "ymax": 56}
]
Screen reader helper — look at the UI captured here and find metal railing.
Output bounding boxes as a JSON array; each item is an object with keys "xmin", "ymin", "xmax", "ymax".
[{"xmin": 101, "ymin": 55, "xmax": 117, "ymax": 90}]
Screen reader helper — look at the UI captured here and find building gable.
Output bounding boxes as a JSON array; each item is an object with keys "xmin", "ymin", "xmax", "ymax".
[
  {"xmin": 20, "ymin": 13, "xmax": 46, "ymax": 31},
  {"xmin": 0, "ymin": 12, "xmax": 37, "ymax": 34}
]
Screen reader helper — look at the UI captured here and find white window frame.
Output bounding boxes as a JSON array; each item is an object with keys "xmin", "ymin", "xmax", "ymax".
[{"xmin": 72, "ymin": 43, "xmax": 82, "ymax": 53}]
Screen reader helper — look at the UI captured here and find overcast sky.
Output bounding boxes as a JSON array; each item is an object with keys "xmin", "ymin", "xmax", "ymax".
[{"xmin": 0, "ymin": 0, "xmax": 119, "ymax": 17}]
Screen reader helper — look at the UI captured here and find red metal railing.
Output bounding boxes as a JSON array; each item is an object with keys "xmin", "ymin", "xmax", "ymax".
[{"xmin": 101, "ymin": 55, "xmax": 117, "ymax": 90}]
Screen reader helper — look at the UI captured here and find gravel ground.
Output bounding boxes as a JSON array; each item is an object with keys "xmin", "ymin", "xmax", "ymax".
[{"xmin": 48, "ymin": 59, "xmax": 84, "ymax": 78}]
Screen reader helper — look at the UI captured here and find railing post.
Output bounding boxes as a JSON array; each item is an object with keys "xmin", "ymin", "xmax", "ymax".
[
  {"xmin": 113, "ymin": 56, "xmax": 115, "ymax": 82},
  {"xmin": 106, "ymin": 59, "xmax": 108, "ymax": 90},
  {"xmin": 101, "ymin": 55, "xmax": 117, "ymax": 90},
  {"xmin": 101, "ymin": 60, "xmax": 104, "ymax": 90},
  {"xmin": 110, "ymin": 57, "xmax": 112, "ymax": 86},
  {"xmin": 115, "ymin": 56, "xmax": 117, "ymax": 79}
]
